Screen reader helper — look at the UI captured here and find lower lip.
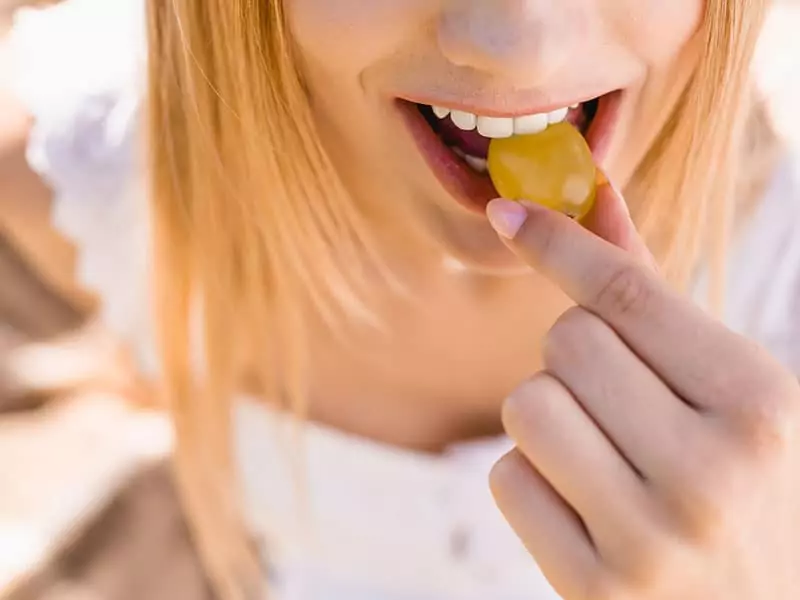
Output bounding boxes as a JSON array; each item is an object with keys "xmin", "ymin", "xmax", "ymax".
[
  {"xmin": 398, "ymin": 92, "xmax": 623, "ymax": 215},
  {"xmin": 398, "ymin": 100, "xmax": 498, "ymax": 214}
]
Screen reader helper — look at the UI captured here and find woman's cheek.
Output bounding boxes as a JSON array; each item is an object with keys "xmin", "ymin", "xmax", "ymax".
[
  {"xmin": 608, "ymin": 0, "xmax": 705, "ymax": 67},
  {"xmin": 286, "ymin": 0, "xmax": 431, "ymax": 71}
]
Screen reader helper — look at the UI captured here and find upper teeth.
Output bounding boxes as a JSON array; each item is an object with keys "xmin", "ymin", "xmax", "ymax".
[{"xmin": 431, "ymin": 104, "xmax": 576, "ymax": 138}]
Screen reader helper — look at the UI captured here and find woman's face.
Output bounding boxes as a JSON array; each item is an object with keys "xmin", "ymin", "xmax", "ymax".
[{"xmin": 287, "ymin": 0, "xmax": 704, "ymax": 273}]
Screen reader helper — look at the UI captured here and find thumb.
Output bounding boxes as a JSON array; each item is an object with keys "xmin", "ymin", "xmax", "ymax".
[{"xmin": 582, "ymin": 173, "xmax": 658, "ymax": 272}]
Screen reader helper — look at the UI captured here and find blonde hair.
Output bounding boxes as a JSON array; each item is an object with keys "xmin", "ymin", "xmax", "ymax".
[{"xmin": 146, "ymin": 0, "xmax": 772, "ymax": 597}]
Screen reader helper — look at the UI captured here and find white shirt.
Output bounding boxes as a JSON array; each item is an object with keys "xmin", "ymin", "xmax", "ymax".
[{"xmin": 9, "ymin": 2, "xmax": 800, "ymax": 598}]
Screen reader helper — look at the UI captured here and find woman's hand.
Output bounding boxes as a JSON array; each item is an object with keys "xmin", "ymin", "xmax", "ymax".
[{"xmin": 486, "ymin": 185, "xmax": 800, "ymax": 600}]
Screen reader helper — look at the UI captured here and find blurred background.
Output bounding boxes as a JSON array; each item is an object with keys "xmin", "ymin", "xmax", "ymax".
[
  {"xmin": 1, "ymin": 1, "xmax": 210, "ymax": 599},
  {"xmin": 1, "ymin": 1, "xmax": 800, "ymax": 599}
]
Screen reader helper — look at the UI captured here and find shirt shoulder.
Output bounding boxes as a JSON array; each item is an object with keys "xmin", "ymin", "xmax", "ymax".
[{"xmin": 722, "ymin": 152, "xmax": 800, "ymax": 373}]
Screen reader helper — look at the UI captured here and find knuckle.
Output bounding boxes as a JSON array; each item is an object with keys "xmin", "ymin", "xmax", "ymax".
[
  {"xmin": 582, "ymin": 571, "xmax": 628, "ymax": 600},
  {"xmin": 701, "ymin": 366, "xmax": 744, "ymax": 406},
  {"xmin": 543, "ymin": 307, "xmax": 597, "ymax": 367},
  {"xmin": 672, "ymin": 463, "xmax": 739, "ymax": 545},
  {"xmin": 489, "ymin": 449, "xmax": 527, "ymax": 499},
  {"xmin": 660, "ymin": 433, "xmax": 739, "ymax": 544},
  {"xmin": 626, "ymin": 527, "xmax": 685, "ymax": 590},
  {"xmin": 628, "ymin": 531, "xmax": 665, "ymax": 580},
  {"xmin": 501, "ymin": 381, "xmax": 534, "ymax": 431},
  {"xmin": 585, "ymin": 540, "xmax": 685, "ymax": 600},
  {"xmin": 593, "ymin": 263, "xmax": 653, "ymax": 318},
  {"xmin": 734, "ymin": 374, "xmax": 800, "ymax": 459},
  {"xmin": 607, "ymin": 510, "xmax": 681, "ymax": 591},
  {"xmin": 502, "ymin": 374, "xmax": 566, "ymax": 434},
  {"xmin": 680, "ymin": 505, "xmax": 733, "ymax": 550}
]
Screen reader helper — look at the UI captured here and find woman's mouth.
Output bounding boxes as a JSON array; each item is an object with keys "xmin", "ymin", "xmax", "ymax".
[{"xmin": 398, "ymin": 92, "xmax": 621, "ymax": 214}]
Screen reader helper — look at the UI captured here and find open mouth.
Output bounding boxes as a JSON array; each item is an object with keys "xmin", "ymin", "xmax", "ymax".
[{"xmin": 398, "ymin": 92, "xmax": 621, "ymax": 213}]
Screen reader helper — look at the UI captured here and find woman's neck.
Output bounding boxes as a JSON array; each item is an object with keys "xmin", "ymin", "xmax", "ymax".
[{"xmin": 300, "ymin": 265, "xmax": 571, "ymax": 452}]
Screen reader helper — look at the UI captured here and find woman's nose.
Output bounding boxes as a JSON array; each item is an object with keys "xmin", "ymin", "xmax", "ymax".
[{"xmin": 437, "ymin": 0, "xmax": 578, "ymax": 86}]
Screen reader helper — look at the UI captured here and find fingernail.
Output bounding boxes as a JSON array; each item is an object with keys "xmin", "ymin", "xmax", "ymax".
[{"xmin": 486, "ymin": 199, "xmax": 528, "ymax": 239}]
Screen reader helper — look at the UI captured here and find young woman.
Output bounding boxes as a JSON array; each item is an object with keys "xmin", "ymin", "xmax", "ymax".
[{"xmin": 10, "ymin": 0, "xmax": 800, "ymax": 598}]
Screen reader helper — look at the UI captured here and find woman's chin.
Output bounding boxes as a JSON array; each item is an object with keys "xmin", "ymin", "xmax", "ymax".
[
  {"xmin": 441, "ymin": 245, "xmax": 533, "ymax": 277},
  {"xmin": 427, "ymin": 213, "xmax": 531, "ymax": 276}
]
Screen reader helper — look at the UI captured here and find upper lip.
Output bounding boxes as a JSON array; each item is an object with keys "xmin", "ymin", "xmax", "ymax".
[{"xmin": 395, "ymin": 91, "xmax": 613, "ymax": 118}]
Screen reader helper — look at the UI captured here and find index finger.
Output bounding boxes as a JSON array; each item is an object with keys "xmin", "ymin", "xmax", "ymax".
[
  {"xmin": 486, "ymin": 183, "xmax": 659, "ymax": 309},
  {"xmin": 581, "ymin": 180, "xmax": 659, "ymax": 272},
  {"xmin": 485, "ymin": 193, "xmax": 761, "ymax": 409}
]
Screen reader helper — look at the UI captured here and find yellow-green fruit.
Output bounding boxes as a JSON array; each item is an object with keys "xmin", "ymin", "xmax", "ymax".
[{"xmin": 488, "ymin": 122, "xmax": 597, "ymax": 219}]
